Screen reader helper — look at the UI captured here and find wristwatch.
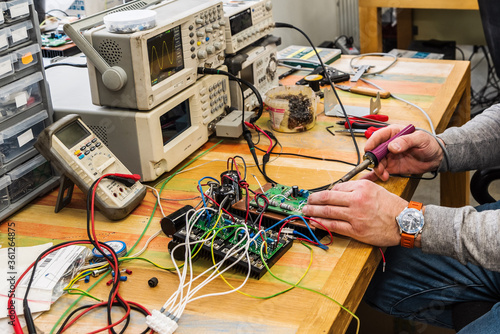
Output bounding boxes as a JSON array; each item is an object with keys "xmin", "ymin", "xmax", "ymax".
[{"xmin": 396, "ymin": 201, "xmax": 425, "ymax": 248}]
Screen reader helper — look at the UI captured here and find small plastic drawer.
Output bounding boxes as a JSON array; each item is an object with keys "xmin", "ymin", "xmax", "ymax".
[
  {"xmin": 0, "ymin": 109, "xmax": 48, "ymax": 165},
  {"xmin": 4, "ymin": 0, "xmax": 32, "ymax": 23},
  {"xmin": 0, "ymin": 27, "xmax": 11, "ymax": 51},
  {"xmin": 0, "ymin": 72, "xmax": 44, "ymax": 121},
  {"xmin": 0, "ymin": 3, "xmax": 7, "ymax": 26},
  {"xmin": 0, "ymin": 174, "xmax": 11, "ymax": 212},
  {"xmin": 12, "ymin": 43, "xmax": 40, "ymax": 72},
  {"xmin": 0, "ymin": 52, "xmax": 15, "ymax": 79},
  {"xmin": 8, "ymin": 20, "xmax": 33, "ymax": 47},
  {"xmin": 7, "ymin": 154, "xmax": 53, "ymax": 203}
]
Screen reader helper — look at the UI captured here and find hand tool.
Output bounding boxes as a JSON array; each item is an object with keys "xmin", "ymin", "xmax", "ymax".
[
  {"xmin": 335, "ymin": 84, "xmax": 391, "ymax": 99},
  {"xmin": 335, "ymin": 126, "xmax": 382, "ymax": 138},
  {"xmin": 327, "ymin": 124, "xmax": 415, "ymax": 189},
  {"xmin": 343, "ymin": 122, "xmax": 386, "ymax": 129}
]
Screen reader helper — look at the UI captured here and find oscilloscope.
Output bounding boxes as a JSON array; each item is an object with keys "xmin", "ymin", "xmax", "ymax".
[
  {"xmin": 46, "ymin": 60, "xmax": 232, "ymax": 182},
  {"xmin": 222, "ymin": 0, "xmax": 274, "ymax": 54},
  {"xmin": 64, "ymin": 0, "xmax": 227, "ymax": 110}
]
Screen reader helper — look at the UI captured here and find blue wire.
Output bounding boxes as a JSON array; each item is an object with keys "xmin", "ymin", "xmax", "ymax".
[
  {"xmin": 198, "ymin": 176, "xmax": 220, "ymax": 220},
  {"xmin": 265, "ymin": 215, "xmax": 328, "ymax": 249},
  {"xmin": 293, "ymin": 230, "xmax": 328, "ymax": 250}
]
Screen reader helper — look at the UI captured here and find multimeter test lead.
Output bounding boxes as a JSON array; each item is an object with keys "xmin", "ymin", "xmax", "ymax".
[{"xmin": 327, "ymin": 124, "xmax": 416, "ymax": 189}]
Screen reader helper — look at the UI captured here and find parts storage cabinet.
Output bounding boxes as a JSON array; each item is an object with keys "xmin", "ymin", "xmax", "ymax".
[{"xmin": 0, "ymin": 0, "xmax": 58, "ymax": 222}]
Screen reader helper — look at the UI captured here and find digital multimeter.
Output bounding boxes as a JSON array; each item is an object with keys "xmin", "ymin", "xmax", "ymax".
[{"xmin": 35, "ymin": 114, "xmax": 147, "ymax": 220}]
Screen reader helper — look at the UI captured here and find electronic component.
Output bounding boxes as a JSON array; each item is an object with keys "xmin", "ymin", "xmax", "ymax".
[
  {"xmin": 160, "ymin": 205, "xmax": 194, "ymax": 237},
  {"xmin": 91, "ymin": 240, "xmax": 128, "ymax": 262},
  {"xmin": 64, "ymin": 0, "xmax": 226, "ymax": 110},
  {"xmin": 222, "ymin": 0, "xmax": 274, "ymax": 54},
  {"xmin": 168, "ymin": 211, "xmax": 293, "ymax": 279},
  {"xmin": 296, "ymin": 66, "xmax": 351, "ymax": 86},
  {"xmin": 46, "ymin": 62, "xmax": 232, "ymax": 182},
  {"xmin": 249, "ymin": 183, "xmax": 309, "ymax": 216},
  {"xmin": 148, "ymin": 277, "xmax": 159, "ymax": 287},
  {"xmin": 225, "ymin": 35, "xmax": 280, "ymax": 111},
  {"xmin": 34, "ymin": 115, "xmax": 147, "ymax": 220}
]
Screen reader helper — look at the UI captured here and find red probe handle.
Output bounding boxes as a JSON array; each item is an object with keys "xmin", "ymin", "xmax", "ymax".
[{"xmin": 365, "ymin": 124, "xmax": 415, "ymax": 165}]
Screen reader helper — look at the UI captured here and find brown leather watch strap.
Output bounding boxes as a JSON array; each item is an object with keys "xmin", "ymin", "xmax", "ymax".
[{"xmin": 400, "ymin": 232, "xmax": 416, "ymax": 248}]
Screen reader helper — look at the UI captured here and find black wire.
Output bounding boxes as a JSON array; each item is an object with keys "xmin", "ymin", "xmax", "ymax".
[
  {"xmin": 274, "ymin": 22, "xmax": 361, "ymax": 191},
  {"xmin": 86, "ymin": 178, "xmax": 130, "ymax": 334},
  {"xmin": 44, "ymin": 63, "xmax": 88, "ymax": 70},
  {"xmin": 455, "ymin": 46, "xmax": 465, "ymax": 61},
  {"xmin": 46, "ymin": 9, "xmax": 69, "ymax": 16},
  {"xmin": 56, "ymin": 302, "xmax": 151, "ymax": 334}
]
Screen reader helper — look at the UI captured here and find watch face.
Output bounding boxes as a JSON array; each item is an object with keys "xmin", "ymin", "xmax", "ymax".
[{"xmin": 398, "ymin": 208, "xmax": 424, "ymax": 234}]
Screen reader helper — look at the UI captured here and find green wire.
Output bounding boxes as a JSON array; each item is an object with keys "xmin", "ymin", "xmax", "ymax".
[
  {"xmin": 50, "ymin": 140, "xmax": 223, "ymax": 334},
  {"xmin": 260, "ymin": 242, "xmax": 361, "ymax": 334}
]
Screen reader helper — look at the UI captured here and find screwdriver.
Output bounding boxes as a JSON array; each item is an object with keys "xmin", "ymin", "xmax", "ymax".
[{"xmin": 327, "ymin": 124, "xmax": 415, "ymax": 189}]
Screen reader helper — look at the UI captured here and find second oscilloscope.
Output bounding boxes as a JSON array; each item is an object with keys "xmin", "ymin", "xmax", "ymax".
[{"xmin": 65, "ymin": 0, "xmax": 227, "ymax": 110}]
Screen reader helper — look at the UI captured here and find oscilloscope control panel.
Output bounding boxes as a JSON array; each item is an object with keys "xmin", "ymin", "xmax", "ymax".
[{"xmin": 84, "ymin": 0, "xmax": 227, "ymax": 110}]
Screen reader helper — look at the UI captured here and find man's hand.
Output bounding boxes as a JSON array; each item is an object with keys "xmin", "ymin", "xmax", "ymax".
[
  {"xmin": 364, "ymin": 125, "xmax": 444, "ymax": 181},
  {"xmin": 302, "ymin": 180, "xmax": 408, "ymax": 247}
]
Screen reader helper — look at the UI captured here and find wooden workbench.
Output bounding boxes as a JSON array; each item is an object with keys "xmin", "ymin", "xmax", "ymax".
[
  {"xmin": 0, "ymin": 56, "xmax": 470, "ymax": 333},
  {"xmin": 359, "ymin": 0, "xmax": 479, "ymax": 53}
]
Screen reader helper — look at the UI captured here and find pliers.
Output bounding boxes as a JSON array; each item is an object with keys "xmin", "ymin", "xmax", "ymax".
[{"xmin": 335, "ymin": 126, "xmax": 383, "ymax": 138}]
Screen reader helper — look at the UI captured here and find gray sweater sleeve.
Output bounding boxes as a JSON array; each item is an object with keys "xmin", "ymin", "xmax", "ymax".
[
  {"xmin": 421, "ymin": 104, "xmax": 500, "ymax": 271},
  {"xmin": 437, "ymin": 103, "xmax": 500, "ymax": 172}
]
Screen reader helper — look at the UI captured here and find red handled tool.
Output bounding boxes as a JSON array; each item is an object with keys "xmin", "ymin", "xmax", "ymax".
[
  {"xmin": 327, "ymin": 124, "xmax": 415, "ymax": 189},
  {"xmin": 335, "ymin": 126, "xmax": 382, "ymax": 138}
]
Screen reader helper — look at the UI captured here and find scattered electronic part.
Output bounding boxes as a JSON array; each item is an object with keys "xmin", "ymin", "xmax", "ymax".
[
  {"xmin": 168, "ymin": 211, "xmax": 293, "ymax": 279},
  {"xmin": 148, "ymin": 277, "xmax": 159, "ymax": 287},
  {"xmin": 92, "ymin": 240, "xmax": 128, "ymax": 262}
]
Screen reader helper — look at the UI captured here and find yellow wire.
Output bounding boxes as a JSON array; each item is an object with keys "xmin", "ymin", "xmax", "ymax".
[
  {"xmin": 210, "ymin": 228, "xmax": 313, "ymax": 299},
  {"xmin": 65, "ymin": 209, "xmax": 226, "ymax": 294},
  {"xmin": 259, "ymin": 242, "xmax": 361, "ymax": 334}
]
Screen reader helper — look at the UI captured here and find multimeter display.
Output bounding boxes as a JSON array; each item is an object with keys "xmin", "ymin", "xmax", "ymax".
[{"xmin": 55, "ymin": 121, "xmax": 91, "ymax": 149}]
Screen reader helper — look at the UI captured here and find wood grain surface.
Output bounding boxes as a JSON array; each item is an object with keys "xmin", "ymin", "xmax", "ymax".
[{"xmin": 0, "ymin": 56, "xmax": 470, "ymax": 333}]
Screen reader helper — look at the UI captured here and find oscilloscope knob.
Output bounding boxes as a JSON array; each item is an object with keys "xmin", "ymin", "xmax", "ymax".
[
  {"xmin": 197, "ymin": 50, "xmax": 208, "ymax": 59},
  {"xmin": 206, "ymin": 46, "xmax": 215, "ymax": 54},
  {"xmin": 265, "ymin": 1, "xmax": 273, "ymax": 10},
  {"xmin": 195, "ymin": 18, "xmax": 204, "ymax": 24},
  {"xmin": 197, "ymin": 30, "xmax": 205, "ymax": 37},
  {"xmin": 214, "ymin": 42, "xmax": 223, "ymax": 50},
  {"xmin": 212, "ymin": 23, "xmax": 220, "ymax": 30}
]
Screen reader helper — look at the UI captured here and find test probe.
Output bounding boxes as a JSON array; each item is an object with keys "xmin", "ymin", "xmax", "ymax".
[{"xmin": 328, "ymin": 124, "xmax": 415, "ymax": 189}]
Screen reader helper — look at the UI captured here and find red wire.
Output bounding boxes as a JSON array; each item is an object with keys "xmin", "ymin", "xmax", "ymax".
[
  {"xmin": 302, "ymin": 217, "xmax": 334, "ymax": 245},
  {"xmin": 8, "ymin": 241, "xmax": 94, "ymax": 333},
  {"xmin": 244, "ymin": 121, "xmax": 273, "ymax": 154}
]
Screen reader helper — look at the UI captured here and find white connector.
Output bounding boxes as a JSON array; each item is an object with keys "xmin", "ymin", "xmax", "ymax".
[
  {"xmin": 281, "ymin": 227, "xmax": 294, "ymax": 234},
  {"xmin": 146, "ymin": 310, "xmax": 179, "ymax": 334}
]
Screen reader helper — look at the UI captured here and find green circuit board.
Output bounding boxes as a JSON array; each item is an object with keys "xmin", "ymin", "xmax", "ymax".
[{"xmin": 249, "ymin": 184, "xmax": 309, "ymax": 216}]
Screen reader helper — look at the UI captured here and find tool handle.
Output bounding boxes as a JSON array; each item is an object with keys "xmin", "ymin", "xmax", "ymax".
[
  {"xmin": 364, "ymin": 127, "xmax": 381, "ymax": 138},
  {"xmin": 351, "ymin": 114, "xmax": 389, "ymax": 122},
  {"xmin": 345, "ymin": 122, "xmax": 386, "ymax": 129},
  {"xmin": 364, "ymin": 124, "xmax": 415, "ymax": 166},
  {"xmin": 350, "ymin": 86, "xmax": 391, "ymax": 99}
]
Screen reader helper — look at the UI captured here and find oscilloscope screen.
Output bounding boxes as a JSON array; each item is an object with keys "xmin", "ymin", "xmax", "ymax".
[
  {"xmin": 159, "ymin": 99, "xmax": 191, "ymax": 146},
  {"xmin": 148, "ymin": 25, "xmax": 184, "ymax": 86}
]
